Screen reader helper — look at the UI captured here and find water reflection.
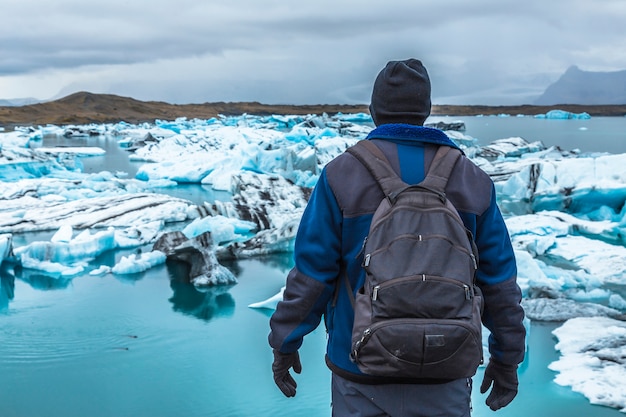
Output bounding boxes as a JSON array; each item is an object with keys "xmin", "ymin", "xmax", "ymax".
[
  {"xmin": 42, "ymin": 134, "xmax": 143, "ymax": 177},
  {"xmin": 221, "ymin": 252, "xmax": 294, "ymax": 275},
  {"xmin": 166, "ymin": 261, "xmax": 235, "ymax": 321},
  {"xmin": 0, "ymin": 264, "xmax": 15, "ymax": 312},
  {"xmin": 15, "ymin": 264, "xmax": 73, "ymax": 290}
]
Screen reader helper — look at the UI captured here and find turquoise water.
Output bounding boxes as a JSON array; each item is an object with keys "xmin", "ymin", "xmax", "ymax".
[
  {"xmin": 1, "ymin": 257, "xmax": 623, "ymax": 417},
  {"xmin": 2, "ymin": 116, "xmax": 626, "ymax": 416},
  {"xmin": 0, "ymin": 256, "xmax": 332, "ymax": 417},
  {"xmin": 433, "ymin": 115, "xmax": 626, "ymax": 155}
]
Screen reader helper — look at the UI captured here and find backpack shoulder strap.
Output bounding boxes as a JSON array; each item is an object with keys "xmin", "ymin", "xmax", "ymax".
[
  {"xmin": 347, "ymin": 141, "xmax": 463, "ymax": 197},
  {"xmin": 420, "ymin": 146, "xmax": 462, "ymax": 193},
  {"xmin": 346, "ymin": 140, "xmax": 407, "ymax": 200}
]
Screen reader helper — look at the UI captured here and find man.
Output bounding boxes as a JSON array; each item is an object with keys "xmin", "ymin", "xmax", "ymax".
[{"xmin": 269, "ymin": 59, "xmax": 526, "ymax": 416}]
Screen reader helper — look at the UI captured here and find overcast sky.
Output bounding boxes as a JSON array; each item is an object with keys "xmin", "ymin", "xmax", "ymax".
[{"xmin": 2, "ymin": 0, "xmax": 625, "ymax": 106}]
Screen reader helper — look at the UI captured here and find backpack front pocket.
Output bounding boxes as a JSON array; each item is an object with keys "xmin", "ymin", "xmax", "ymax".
[
  {"xmin": 352, "ymin": 318, "xmax": 482, "ymax": 379},
  {"xmin": 371, "ymin": 275, "xmax": 474, "ymax": 320}
]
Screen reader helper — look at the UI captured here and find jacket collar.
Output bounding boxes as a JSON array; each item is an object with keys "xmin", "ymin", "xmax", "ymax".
[{"xmin": 365, "ymin": 123, "xmax": 460, "ymax": 150}]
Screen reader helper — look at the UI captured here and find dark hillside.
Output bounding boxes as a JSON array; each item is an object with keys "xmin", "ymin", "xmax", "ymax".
[{"xmin": 1, "ymin": 91, "xmax": 625, "ymax": 129}]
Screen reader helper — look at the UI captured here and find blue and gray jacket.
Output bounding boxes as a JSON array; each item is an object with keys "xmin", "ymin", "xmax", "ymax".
[{"xmin": 269, "ymin": 124, "xmax": 526, "ymax": 383}]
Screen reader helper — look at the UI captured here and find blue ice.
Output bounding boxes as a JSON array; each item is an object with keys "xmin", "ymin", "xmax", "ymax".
[{"xmin": 534, "ymin": 109, "xmax": 591, "ymax": 119}]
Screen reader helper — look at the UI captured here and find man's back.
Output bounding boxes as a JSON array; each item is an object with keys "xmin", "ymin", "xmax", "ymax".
[{"xmin": 269, "ymin": 59, "xmax": 525, "ymax": 416}]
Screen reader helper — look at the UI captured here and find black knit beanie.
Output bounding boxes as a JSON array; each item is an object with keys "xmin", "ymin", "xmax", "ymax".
[{"xmin": 369, "ymin": 59, "xmax": 431, "ymax": 126}]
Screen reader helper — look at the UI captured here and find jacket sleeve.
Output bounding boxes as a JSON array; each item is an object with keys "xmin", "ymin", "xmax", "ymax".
[
  {"xmin": 268, "ymin": 168, "xmax": 342, "ymax": 353},
  {"xmin": 475, "ymin": 185, "xmax": 526, "ymax": 366}
]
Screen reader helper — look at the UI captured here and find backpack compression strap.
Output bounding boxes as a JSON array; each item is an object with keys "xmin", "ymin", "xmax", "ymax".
[{"xmin": 346, "ymin": 140, "xmax": 463, "ymax": 198}]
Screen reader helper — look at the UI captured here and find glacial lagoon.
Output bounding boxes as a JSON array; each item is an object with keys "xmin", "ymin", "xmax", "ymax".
[{"xmin": 2, "ymin": 113, "xmax": 626, "ymax": 416}]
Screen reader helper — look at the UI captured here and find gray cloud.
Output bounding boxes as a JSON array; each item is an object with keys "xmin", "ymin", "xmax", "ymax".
[{"xmin": 2, "ymin": 0, "xmax": 626, "ymax": 105}]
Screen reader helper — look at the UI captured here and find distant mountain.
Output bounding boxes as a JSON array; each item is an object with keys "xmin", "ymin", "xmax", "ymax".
[
  {"xmin": 0, "ymin": 97, "xmax": 40, "ymax": 107},
  {"xmin": 535, "ymin": 66, "xmax": 626, "ymax": 105}
]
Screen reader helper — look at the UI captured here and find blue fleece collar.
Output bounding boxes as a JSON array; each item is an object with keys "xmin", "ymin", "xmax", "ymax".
[{"xmin": 365, "ymin": 123, "xmax": 460, "ymax": 150}]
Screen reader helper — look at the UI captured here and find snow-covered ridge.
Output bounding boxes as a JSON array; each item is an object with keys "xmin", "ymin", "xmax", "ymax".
[{"xmin": 2, "ymin": 111, "xmax": 626, "ymax": 411}]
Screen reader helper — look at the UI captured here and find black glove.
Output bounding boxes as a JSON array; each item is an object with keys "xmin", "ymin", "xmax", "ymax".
[
  {"xmin": 272, "ymin": 349, "xmax": 302, "ymax": 397},
  {"xmin": 480, "ymin": 359, "xmax": 519, "ymax": 411}
]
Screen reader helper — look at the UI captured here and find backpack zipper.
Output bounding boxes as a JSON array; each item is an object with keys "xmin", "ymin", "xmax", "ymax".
[
  {"xmin": 351, "ymin": 327, "xmax": 372, "ymax": 362},
  {"xmin": 464, "ymin": 284, "xmax": 472, "ymax": 300},
  {"xmin": 470, "ymin": 253, "xmax": 478, "ymax": 270},
  {"xmin": 371, "ymin": 274, "xmax": 472, "ymax": 302},
  {"xmin": 356, "ymin": 237, "xmax": 368, "ymax": 259}
]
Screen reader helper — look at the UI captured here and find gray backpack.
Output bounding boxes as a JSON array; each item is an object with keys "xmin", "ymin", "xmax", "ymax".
[{"xmin": 346, "ymin": 140, "xmax": 483, "ymax": 380}]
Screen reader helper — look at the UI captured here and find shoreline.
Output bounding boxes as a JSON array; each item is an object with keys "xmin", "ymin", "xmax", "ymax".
[{"xmin": 1, "ymin": 91, "xmax": 625, "ymax": 129}]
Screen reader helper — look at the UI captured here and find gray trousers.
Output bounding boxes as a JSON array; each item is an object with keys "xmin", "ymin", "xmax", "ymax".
[{"xmin": 331, "ymin": 374, "xmax": 472, "ymax": 417}]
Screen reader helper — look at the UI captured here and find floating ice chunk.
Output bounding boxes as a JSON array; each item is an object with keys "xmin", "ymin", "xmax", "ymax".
[
  {"xmin": 111, "ymin": 250, "xmax": 166, "ymax": 274},
  {"xmin": 508, "ymin": 212, "xmax": 626, "ymax": 306},
  {"xmin": 89, "ymin": 265, "xmax": 111, "ymax": 275},
  {"xmin": 522, "ymin": 298, "xmax": 624, "ymax": 321},
  {"xmin": 219, "ymin": 218, "xmax": 299, "ymax": 258},
  {"xmin": 508, "ymin": 210, "xmax": 622, "ymax": 245},
  {"xmin": 609, "ymin": 294, "xmax": 626, "ymax": 311},
  {"xmin": 113, "ymin": 221, "xmax": 164, "ymax": 248},
  {"xmin": 444, "ymin": 130, "xmax": 477, "ymax": 149},
  {"xmin": 51, "ymin": 224, "xmax": 73, "ymax": 243},
  {"xmin": 479, "ymin": 137, "xmax": 545, "ymax": 158},
  {"xmin": 153, "ymin": 231, "xmax": 238, "ymax": 287},
  {"xmin": 0, "ymin": 149, "xmax": 74, "ymax": 181},
  {"xmin": 550, "ymin": 317, "xmax": 626, "ymax": 413},
  {"xmin": 495, "ymin": 152, "xmax": 626, "ymax": 215},
  {"xmin": 0, "ymin": 192, "xmax": 195, "ymax": 234},
  {"xmin": 567, "ymin": 288, "xmax": 612, "ymax": 303},
  {"xmin": 182, "ymin": 215, "xmax": 256, "ymax": 244},
  {"xmin": 513, "ymin": 249, "xmax": 547, "ymax": 296},
  {"xmin": 248, "ymin": 286, "xmax": 285, "ymax": 310},
  {"xmin": 333, "ymin": 112, "xmax": 372, "ymax": 123},
  {"xmin": 131, "ymin": 126, "xmax": 288, "ymax": 185},
  {"xmin": 0, "ymin": 129, "xmax": 34, "ymax": 148},
  {"xmin": 14, "ymin": 229, "xmax": 116, "ymax": 266},
  {"xmin": 534, "ymin": 110, "xmax": 591, "ymax": 119},
  {"xmin": 506, "ymin": 212, "xmax": 570, "ymax": 238},
  {"xmin": 0, "ymin": 233, "xmax": 12, "ymax": 262},
  {"xmin": 205, "ymin": 171, "xmax": 308, "ymax": 232},
  {"xmin": 35, "ymin": 147, "xmax": 106, "ymax": 157},
  {"xmin": 545, "ymin": 235, "xmax": 626, "ymax": 285},
  {"xmin": 19, "ymin": 255, "xmax": 86, "ymax": 277},
  {"xmin": 512, "ymin": 227, "xmax": 626, "ymax": 287},
  {"xmin": 314, "ymin": 136, "xmax": 359, "ymax": 168}
]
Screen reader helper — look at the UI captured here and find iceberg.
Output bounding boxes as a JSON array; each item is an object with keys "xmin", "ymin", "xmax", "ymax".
[
  {"xmin": 0, "ymin": 234, "xmax": 12, "ymax": 261},
  {"xmin": 14, "ymin": 228, "xmax": 116, "ymax": 265},
  {"xmin": 534, "ymin": 109, "xmax": 592, "ymax": 119},
  {"xmin": 550, "ymin": 317, "xmax": 626, "ymax": 412},
  {"xmin": 248, "ymin": 286, "xmax": 285, "ymax": 309},
  {"xmin": 153, "ymin": 231, "xmax": 238, "ymax": 286},
  {"xmin": 111, "ymin": 250, "xmax": 167, "ymax": 275}
]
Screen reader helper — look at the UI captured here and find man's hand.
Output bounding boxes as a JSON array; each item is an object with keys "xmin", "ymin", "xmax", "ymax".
[
  {"xmin": 480, "ymin": 359, "xmax": 519, "ymax": 411},
  {"xmin": 272, "ymin": 349, "xmax": 302, "ymax": 397}
]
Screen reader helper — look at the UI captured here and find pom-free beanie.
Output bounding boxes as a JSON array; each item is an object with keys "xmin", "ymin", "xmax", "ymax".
[{"xmin": 369, "ymin": 59, "xmax": 432, "ymax": 126}]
